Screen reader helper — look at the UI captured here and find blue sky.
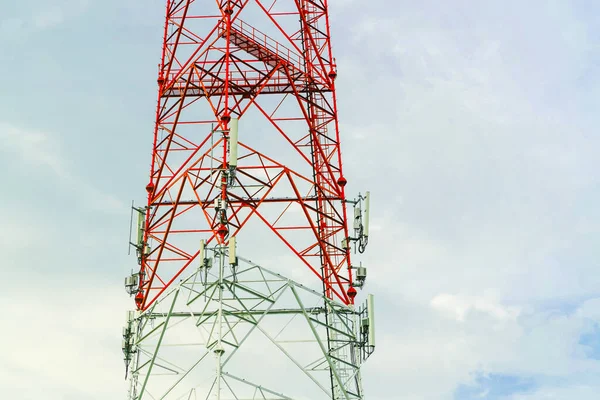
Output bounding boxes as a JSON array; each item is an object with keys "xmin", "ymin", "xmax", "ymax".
[{"xmin": 1, "ymin": 0, "xmax": 600, "ymax": 399}]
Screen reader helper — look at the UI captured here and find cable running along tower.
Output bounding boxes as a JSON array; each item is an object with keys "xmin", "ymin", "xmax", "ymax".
[{"xmin": 122, "ymin": 1, "xmax": 375, "ymax": 399}]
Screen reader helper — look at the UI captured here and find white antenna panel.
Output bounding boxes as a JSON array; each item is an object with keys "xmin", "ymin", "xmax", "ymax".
[
  {"xmin": 229, "ymin": 118, "xmax": 239, "ymax": 167},
  {"xmin": 199, "ymin": 239, "xmax": 205, "ymax": 265},
  {"xmin": 367, "ymin": 294, "xmax": 375, "ymax": 347},
  {"xmin": 229, "ymin": 236, "xmax": 237, "ymax": 265},
  {"xmin": 354, "ymin": 205, "xmax": 361, "ymax": 229},
  {"xmin": 126, "ymin": 310, "xmax": 135, "ymax": 323},
  {"xmin": 364, "ymin": 191, "xmax": 370, "ymax": 237}
]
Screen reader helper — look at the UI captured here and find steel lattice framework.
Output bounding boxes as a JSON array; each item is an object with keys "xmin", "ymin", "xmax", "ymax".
[{"xmin": 122, "ymin": 1, "xmax": 375, "ymax": 399}]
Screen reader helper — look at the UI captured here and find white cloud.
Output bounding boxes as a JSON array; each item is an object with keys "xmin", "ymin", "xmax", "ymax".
[
  {"xmin": 577, "ymin": 298, "xmax": 600, "ymax": 321},
  {"xmin": 332, "ymin": 1, "xmax": 600, "ymax": 398},
  {"xmin": 0, "ymin": 17, "xmax": 26, "ymax": 36},
  {"xmin": 0, "ymin": 284, "xmax": 130, "ymax": 399},
  {"xmin": 1, "ymin": 123, "xmax": 67, "ymax": 177},
  {"xmin": 0, "ymin": 123, "xmax": 125, "ymax": 213},
  {"xmin": 510, "ymin": 385, "xmax": 599, "ymax": 400},
  {"xmin": 0, "ymin": 0, "xmax": 90, "ymax": 37},
  {"xmin": 361, "ymin": 294, "xmax": 600, "ymax": 400},
  {"xmin": 32, "ymin": 8, "xmax": 65, "ymax": 30},
  {"xmin": 431, "ymin": 293, "xmax": 520, "ymax": 322}
]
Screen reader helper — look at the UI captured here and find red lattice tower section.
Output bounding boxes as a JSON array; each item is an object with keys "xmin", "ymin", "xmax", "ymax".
[{"xmin": 136, "ymin": 0, "xmax": 353, "ymax": 311}]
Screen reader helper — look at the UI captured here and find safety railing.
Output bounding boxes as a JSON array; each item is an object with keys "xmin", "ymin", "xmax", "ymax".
[
  {"xmin": 228, "ymin": 19, "xmax": 304, "ymax": 72},
  {"xmin": 163, "ymin": 68, "xmax": 297, "ymax": 96}
]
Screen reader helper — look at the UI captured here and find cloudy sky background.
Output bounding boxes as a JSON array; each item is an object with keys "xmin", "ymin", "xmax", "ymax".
[{"xmin": 1, "ymin": 0, "xmax": 599, "ymax": 399}]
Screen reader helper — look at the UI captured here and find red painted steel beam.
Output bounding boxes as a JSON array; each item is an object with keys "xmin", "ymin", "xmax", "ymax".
[{"xmin": 136, "ymin": 0, "xmax": 352, "ymax": 310}]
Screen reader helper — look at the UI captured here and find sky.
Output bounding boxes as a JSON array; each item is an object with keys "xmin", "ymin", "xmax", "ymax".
[{"xmin": 1, "ymin": 0, "xmax": 600, "ymax": 399}]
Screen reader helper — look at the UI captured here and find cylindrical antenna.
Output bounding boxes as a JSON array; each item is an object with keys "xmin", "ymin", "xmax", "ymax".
[
  {"xmin": 126, "ymin": 310, "xmax": 135, "ymax": 324},
  {"xmin": 128, "ymin": 200, "xmax": 134, "ymax": 255},
  {"xmin": 229, "ymin": 236, "xmax": 237, "ymax": 265},
  {"xmin": 199, "ymin": 239, "xmax": 205, "ymax": 267},
  {"xmin": 364, "ymin": 191, "xmax": 370, "ymax": 237},
  {"xmin": 137, "ymin": 210, "xmax": 145, "ymax": 247},
  {"xmin": 367, "ymin": 294, "xmax": 375, "ymax": 347},
  {"xmin": 229, "ymin": 118, "xmax": 239, "ymax": 167},
  {"xmin": 354, "ymin": 205, "xmax": 361, "ymax": 230}
]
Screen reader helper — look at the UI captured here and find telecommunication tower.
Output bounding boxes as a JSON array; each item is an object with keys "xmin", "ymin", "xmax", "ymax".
[{"xmin": 122, "ymin": 1, "xmax": 375, "ymax": 399}]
